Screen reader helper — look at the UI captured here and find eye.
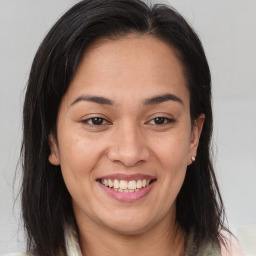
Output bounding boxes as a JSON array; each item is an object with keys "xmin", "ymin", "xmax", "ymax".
[
  {"xmin": 148, "ymin": 117, "xmax": 175, "ymax": 125},
  {"xmin": 82, "ymin": 117, "xmax": 109, "ymax": 126}
]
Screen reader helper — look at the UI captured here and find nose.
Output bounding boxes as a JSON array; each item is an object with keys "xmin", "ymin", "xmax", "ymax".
[{"xmin": 107, "ymin": 122, "xmax": 150, "ymax": 167}]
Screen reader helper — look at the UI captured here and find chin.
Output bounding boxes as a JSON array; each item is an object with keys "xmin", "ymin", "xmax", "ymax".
[
  {"xmin": 101, "ymin": 211, "xmax": 158, "ymax": 235},
  {"xmin": 107, "ymin": 221, "xmax": 153, "ymax": 236}
]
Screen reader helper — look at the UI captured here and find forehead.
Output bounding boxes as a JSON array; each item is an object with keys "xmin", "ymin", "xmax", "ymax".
[{"xmin": 63, "ymin": 34, "xmax": 189, "ymax": 108}]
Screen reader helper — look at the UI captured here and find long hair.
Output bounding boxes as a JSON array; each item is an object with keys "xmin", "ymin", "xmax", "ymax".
[{"xmin": 21, "ymin": 0, "xmax": 228, "ymax": 255}]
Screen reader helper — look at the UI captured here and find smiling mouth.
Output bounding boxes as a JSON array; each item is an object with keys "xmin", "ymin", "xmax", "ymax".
[{"xmin": 98, "ymin": 178, "xmax": 155, "ymax": 193}]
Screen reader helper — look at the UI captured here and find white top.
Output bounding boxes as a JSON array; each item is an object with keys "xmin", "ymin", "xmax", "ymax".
[{"xmin": 4, "ymin": 227, "xmax": 245, "ymax": 256}]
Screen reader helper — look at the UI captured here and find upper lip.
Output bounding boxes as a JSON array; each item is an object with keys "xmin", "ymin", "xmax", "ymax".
[{"xmin": 97, "ymin": 173, "xmax": 156, "ymax": 181}]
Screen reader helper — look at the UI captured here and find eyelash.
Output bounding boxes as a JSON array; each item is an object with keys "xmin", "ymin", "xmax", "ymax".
[
  {"xmin": 82, "ymin": 117, "xmax": 110, "ymax": 126},
  {"xmin": 82, "ymin": 116, "xmax": 175, "ymax": 127},
  {"xmin": 147, "ymin": 117, "xmax": 175, "ymax": 125}
]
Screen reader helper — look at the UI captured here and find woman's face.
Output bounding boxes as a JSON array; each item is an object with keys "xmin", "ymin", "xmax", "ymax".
[{"xmin": 49, "ymin": 34, "xmax": 204, "ymax": 235}]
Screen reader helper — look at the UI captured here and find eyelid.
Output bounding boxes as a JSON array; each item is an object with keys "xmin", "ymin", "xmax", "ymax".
[
  {"xmin": 81, "ymin": 116, "xmax": 111, "ymax": 126},
  {"xmin": 147, "ymin": 117, "xmax": 176, "ymax": 125},
  {"xmin": 80, "ymin": 113, "xmax": 176, "ymax": 127},
  {"xmin": 145, "ymin": 112, "xmax": 176, "ymax": 123}
]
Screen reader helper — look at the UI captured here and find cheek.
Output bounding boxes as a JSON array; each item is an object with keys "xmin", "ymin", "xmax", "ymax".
[
  {"xmin": 150, "ymin": 128, "xmax": 190, "ymax": 196},
  {"xmin": 57, "ymin": 129, "xmax": 103, "ymax": 192},
  {"xmin": 57, "ymin": 134, "xmax": 104, "ymax": 216},
  {"xmin": 151, "ymin": 130, "xmax": 191, "ymax": 169},
  {"xmin": 58, "ymin": 128, "xmax": 99, "ymax": 166}
]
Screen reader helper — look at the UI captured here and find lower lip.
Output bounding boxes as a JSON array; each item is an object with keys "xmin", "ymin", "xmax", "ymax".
[{"xmin": 98, "ymin": 181, "xmax": 156, "ymax": 202}]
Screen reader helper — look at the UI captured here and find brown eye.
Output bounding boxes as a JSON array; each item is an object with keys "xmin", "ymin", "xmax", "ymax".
[
  {"xmin": 148, "ymin": 117, "xmax": 175, "ymax": 125},
  {"xmin": 154, "ymin": 117, "xmax": 166, "ymax": 125},
  {"xmin": 83, "ymin": 117, "xmax": 106, "ymax": 125}
]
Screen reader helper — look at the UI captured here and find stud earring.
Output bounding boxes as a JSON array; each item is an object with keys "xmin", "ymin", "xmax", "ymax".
[{"xmin": 191, "ymin": 156, "xmax": 196, "ymax": 162}]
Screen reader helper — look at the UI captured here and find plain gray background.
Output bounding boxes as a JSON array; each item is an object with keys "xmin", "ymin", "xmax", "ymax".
[{"xmin": 1, "ymin": 0, "xmax": 255, "ymax": 254}]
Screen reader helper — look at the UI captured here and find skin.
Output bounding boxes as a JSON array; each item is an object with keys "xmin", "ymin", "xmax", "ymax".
[{"xmin": 49, "ymin": 34, "xmax": 204, "ymax": 256}]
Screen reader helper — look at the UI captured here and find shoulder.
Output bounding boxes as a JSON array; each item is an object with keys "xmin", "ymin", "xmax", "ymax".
[
  {"xmin": 186, "ymin": 229, "xmax": 245, "ymax": 256},
  {"xmin": 220, "ymin": 232, "xmax": 246, "ymax": 256}
]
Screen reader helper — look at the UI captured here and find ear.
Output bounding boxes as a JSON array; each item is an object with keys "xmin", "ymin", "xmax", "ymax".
[
  {"xmin": 187, "ymin": 113, "xmax": 205, "ymax": 165},
  {"xmin": 48, "ymin": 133, "xmax": 60, "ymax": 165}
]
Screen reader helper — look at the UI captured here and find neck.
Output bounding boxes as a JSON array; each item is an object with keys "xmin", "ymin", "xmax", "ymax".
[{"xmin": 75, "ymin": 211, "xmax": 185, "ymax": 256}]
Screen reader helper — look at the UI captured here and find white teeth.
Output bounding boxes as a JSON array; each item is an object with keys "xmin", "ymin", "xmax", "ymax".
[
  {"xmin": 113, "ymin": 179, "xmax": 119, "ymax": 188},
  {"xmin": 100, "ymin": 178, "xmax": 153, "ymax": 192},
  {"xmin": 108, "ymin": 179, "xmax": 113, "ymax": 188},
  {"xmin": 128, "ymin": 180, "xmax": 136, "ymax": 190},
  {"xmin": 137, "ymin": 180, "xmax": 142, "ymax": 188},
  {"xmin": 120, "ymin": 180, "xmax": 128, "ymax": 190},
  {"xmin": 103, "ymin": 179, "xmax": 109, "ymax": 186}
]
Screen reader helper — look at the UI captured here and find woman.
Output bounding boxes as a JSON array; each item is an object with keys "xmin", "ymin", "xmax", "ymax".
[{"xmin": 8, "ymin": 0, "xmax": 244, "ymax": 255}]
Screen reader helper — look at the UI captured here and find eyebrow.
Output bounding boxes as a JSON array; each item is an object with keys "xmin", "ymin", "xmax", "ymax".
[
  {"xmin": 70, "ymin": 93, "xmax": 183, "ymax": 107},
  {"xmin": 143, "ymin": 93, "xmax": 184, "ymax": 105},
  {"xmin": 71, "ymin": 95, "xmax": 113, "ymax": 106}
]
